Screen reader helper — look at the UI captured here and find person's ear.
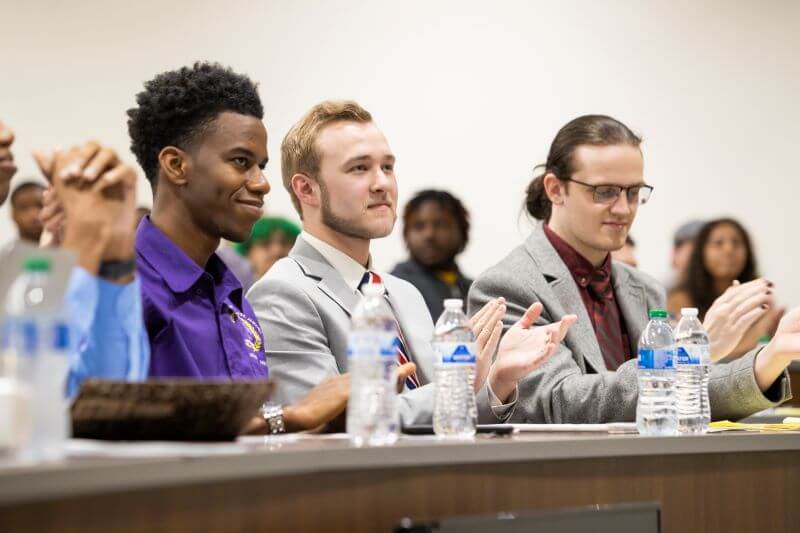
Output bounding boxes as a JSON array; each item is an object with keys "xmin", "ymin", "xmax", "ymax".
[
  {"xmin": 543, "ymin": 173, "xmax": 567, "ymax": 206},
  {"xmin": 158, "ymin": 146, "xmax": 190, "ymax": 186},
  {"xmin": 291, "ymin": 174, "xmax": 320, "ymax": 210}
]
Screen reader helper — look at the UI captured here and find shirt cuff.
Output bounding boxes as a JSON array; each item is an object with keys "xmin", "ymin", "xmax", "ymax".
[
  {"xmin": 94, "ymin": 275, "xmax": 146, "ymax": 381},
  {"xmin": 65, "ymin": 267, "xmax": 101, "ymax": 338},
  {"xmin": 487, "ymin": 380, "xmax": 518, "ymax": 418},
  {"xmin": 95, "ymin": 275, "xmax": 142, "ymax": 333}
]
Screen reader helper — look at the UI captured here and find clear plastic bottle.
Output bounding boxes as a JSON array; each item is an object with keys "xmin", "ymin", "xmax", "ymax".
[
  {"xmin": 346, "ymin": 283, "xmax": 399, "ymax": 447},
  {"xmin": 4, "ymin": 257, "xmax": 71, "ymax": 459},
  {"xmin": 675, "ymin": 307, "xmax": 711, "ymax": 434},
  {"xmin": 636, "ymin": 309, "xmax": 677, "ymax": 436},
  {"xmin": 432, "ymin": 299, "xmax": 477, "ymax": 439}
]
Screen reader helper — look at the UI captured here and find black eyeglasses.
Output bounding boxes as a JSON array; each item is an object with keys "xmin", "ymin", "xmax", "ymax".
[{"xmin": 564, "ymin": 178, "xmax": 654, "ymax": 206}]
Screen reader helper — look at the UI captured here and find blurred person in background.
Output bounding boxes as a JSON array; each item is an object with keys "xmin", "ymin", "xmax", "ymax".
[
  {"xmin": 611, "ymin": 234, "xmax": 637, "ymax": 268},
  {"xmin": 235, "ymin": 217, "xmax": 301, "ymax": 282},
  {"xmin": 668, "ymin": 219, "xmax": 704, "ymax": 289},
  {"xmin": 668, "ymin": 217, "xmax": 782, "ymax": 358},
  {"xmin": 391, "ymin": 189, "xmax": 472, "ymax": 321},
  {"xmin": 9, "ymin": 180, "xmax": 46, "ymax": 244}
]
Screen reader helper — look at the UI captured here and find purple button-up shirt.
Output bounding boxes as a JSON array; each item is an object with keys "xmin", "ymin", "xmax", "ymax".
[{"xmin": 136, "ymin": 217, "xmax": 268, "ymax": 380}]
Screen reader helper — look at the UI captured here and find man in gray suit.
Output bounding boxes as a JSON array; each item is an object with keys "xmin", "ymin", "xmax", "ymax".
[
  {"xmin": 248, "ymin": 101, "xmax": 575, "ymax": 425},
  {"xmin": 470, "ymin": 114, "xmax": 794, "ymax": 424}
]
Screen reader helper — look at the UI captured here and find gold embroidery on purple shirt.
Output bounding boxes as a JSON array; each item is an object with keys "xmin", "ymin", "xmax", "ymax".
[{"xmin": 230, "ymin": 311, "xmax": 263, "ymax": 353}]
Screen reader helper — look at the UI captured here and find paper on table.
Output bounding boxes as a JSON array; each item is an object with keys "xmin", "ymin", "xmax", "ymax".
[
  {"xmin": 708, "ymin": 420, "xmax": 800, "ymax": 433},
  {"xmin": 67, "ymin": 439, "xmax": 250, "ymax": 459},
  {"xmin": 496, "ymin": 423, "xmax": 638, "ymax": 434}
]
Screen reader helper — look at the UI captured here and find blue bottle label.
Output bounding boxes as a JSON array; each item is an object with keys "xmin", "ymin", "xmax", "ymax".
[
  {"xmin": 676, "ymin": 345, "xmax": 709, "ymax": 366},
  {"xmin": 638, "ymin": 348, "xmax": 674, "ymax": 370},
  {"xmin": 435, "ymin": 342, "xmax": 477, "ymax": 364},
  {"xmin": 347, "ymin": 331, "xmax": 397, "ymax": 359}
]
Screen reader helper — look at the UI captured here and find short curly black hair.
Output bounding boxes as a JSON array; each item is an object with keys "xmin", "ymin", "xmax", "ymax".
[
  {"xmin": 402, "ymin": 189, "xmax": 471, "ymax": 252},
  {"xmin": 127, "ymin": 62, "xmax": 264, "ymax": 189}
]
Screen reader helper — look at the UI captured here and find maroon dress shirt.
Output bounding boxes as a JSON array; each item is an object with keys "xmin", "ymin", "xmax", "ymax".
[{"xmin": 543, "ymin": 225, "xmax": 631, "ymax": 371}]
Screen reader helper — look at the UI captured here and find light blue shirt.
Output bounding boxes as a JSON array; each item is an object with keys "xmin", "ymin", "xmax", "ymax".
[{"xmin": 65, "ymin": 267, "xmax": 149, "ymax": 397}]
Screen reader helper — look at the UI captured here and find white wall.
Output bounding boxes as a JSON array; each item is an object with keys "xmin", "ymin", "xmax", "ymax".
[{"xmin": 2, "ymin": 0, "xmax": 798, "ymax": 303}]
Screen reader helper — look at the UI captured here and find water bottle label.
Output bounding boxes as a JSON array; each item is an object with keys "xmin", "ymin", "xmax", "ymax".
[
  {"xmin": 52, "ymin": 321, "xmax": 71, "ymax": 352},
  {"xmin": 638, "ymin": 348, "xmax": 674, "ymax": 370},
  {"xmin": 435, "ymin": 342, "xmax": 477, "ymax": 364},
  {"xmin": 347, "ymin": 332, "xmax": 397, "ymax": 359},
  {"xmin": 676, "ymin": 345, "xmax": 709, "ymax": 366},
  {"xmin": 21, "ymin": 319, "xmax": 39, "ymax": 356}
]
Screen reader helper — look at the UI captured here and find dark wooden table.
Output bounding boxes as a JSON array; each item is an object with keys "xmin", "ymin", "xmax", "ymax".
[{"xmin": 1, "ymin": 431, "xmax": 799, "ymax": 533}]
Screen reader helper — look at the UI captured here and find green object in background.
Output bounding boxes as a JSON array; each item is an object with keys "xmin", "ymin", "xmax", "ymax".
[
  {"xmin": 234, "ymin": 217, "xmax": 301, "ymax": 256},
  {"xmin": 23, "ymin": 257, "xmax": 52, "ymax": 272}
]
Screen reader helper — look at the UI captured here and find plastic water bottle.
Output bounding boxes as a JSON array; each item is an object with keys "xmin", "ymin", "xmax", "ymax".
[
  {"xmin": 346, "ymin": 283, "xmax": 399, "ymax": 447},
  {"xmin": 433, "ymin": 299, "xmax": 477, "ymax": 439},
  {"xmin": 636, "ymin": 309, "xmax": 677, "ymax": 436},
  {"xmin": 4, "ymin": 257, "xmax": 71, "ymax": 459},
  {"xmin": 675, "ymin": 308, "xmax": 711, "ymax": 434}
]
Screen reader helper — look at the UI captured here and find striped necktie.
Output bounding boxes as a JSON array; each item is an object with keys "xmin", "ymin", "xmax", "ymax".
[{"xmin": 358, "ymin": 271, "xmax": 421, "ymax": 389}]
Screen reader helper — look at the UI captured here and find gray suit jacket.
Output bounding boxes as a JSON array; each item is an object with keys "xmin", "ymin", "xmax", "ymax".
[
  {"xmin": 247, "ymin": 236, "xmax": 508, "ymax": 425},
  {"xmin": 468, "ymin": 222, "xmax": 790, "ymax": 423}
]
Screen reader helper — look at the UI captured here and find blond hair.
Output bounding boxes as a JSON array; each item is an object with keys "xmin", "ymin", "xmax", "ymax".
[{"xmin": 281, "ymin": 100, "xmax": 373, "ymax": 217}]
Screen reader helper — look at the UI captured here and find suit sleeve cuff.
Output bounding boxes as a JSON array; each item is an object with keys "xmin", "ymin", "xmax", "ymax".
[{"xmin": 478, "ymin": 381, "xmax": 518, "ymax": 422}]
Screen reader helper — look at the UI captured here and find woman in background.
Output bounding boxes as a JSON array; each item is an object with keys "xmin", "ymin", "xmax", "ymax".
[{"xmin": 668, "ymin": 218, "xmax": 782, "ymax": 359}]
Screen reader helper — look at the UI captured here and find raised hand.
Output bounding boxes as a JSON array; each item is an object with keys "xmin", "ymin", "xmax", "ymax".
[
  {"xmin": 703, "ymin": 279, "xmax": 775, "ymax": 361},
  {"xmin": 33, "ymin": 142, "xmax": 138, "ymax": 275},
  {"xmin": 468, "ymin": 297, "xmax": 506, "ymax": 392},
  {"xmin": 753, "ymin": 306, "xmax": 800, "ymax": 392},
  {"xmin": 488, "ymin": 302, "xmax": 577, "ymax": 401}
]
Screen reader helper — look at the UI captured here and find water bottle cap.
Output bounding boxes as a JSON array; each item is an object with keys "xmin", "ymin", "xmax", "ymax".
[
  {"xmin": 443, "ymin": 299, "xmax": 463, "ymax": 309},
  {"xmin": 680, "ymin": 307, "xmax": 699, "ymax": 317},
  {"xmin": 361, "ymin": 283, "xmax": 385, "ymax": 296},
  {"xmin": 23, "ymin": 257, "xmax": 52, "ymax": 273},
  {"xmin": 648, "ymin": 309, "xmax": 668, "ymax": 319}
]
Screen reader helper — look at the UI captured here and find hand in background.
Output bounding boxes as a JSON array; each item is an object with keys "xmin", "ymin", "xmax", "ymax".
[{"xmin": 0, "ymin": 120, "xmax": 17, "ymax": 206}]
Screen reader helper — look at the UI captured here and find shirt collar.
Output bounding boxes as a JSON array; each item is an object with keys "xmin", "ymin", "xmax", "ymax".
[
  {"xmin": 136, "ymin": 216, "xmax": 242, "ymax": 302},
  {"xmin": 542, "ymin": 223, "xmax": 611, "ymax": 287},
  {"xmin": 300, "ymin": 230, "xmax": 374, "ymax": 293}
]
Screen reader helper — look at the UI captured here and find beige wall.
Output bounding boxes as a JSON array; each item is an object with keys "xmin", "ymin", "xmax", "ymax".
[{"xmin": 1, "ymin": 0, "xmax": 798, "ymax": 304}]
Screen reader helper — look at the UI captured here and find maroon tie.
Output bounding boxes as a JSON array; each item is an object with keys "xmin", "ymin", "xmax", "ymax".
[{"xmin": 588, "ymin": 269, "xmax": 626, "ymax": 370}]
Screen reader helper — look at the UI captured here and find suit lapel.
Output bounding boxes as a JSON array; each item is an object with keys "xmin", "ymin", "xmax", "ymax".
[
  {"xmin": 525, "ymin": 224, "xmax": 607, "ymax": 373},
  {"xmin": 289, "ymin": 237, "xmax": 360, "ymax": 316},
  {"xmin": 612, "ymin": 263, "xmax": 648, "ymax": 357}
]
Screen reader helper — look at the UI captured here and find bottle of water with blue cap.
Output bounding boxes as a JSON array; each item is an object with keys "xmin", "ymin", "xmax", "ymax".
[
  {"xmin": 433, "ymin": 299, "xmax": 477, "ymax": 438},
  {"xmin": 346, "ymin": 282, "xmax": 399, "ymax": 447},
  {"xmin": 636, "ymin": 308, "xmax": 677, "ymax": 436},
  {"xmin": 675, "ymin": 307, "xmax": 711, "ymax": 434}
]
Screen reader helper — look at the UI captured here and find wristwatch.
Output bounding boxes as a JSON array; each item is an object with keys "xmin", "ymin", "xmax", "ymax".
[{"xmin": 260, "ymin": 403, "xmax": 286, "ymax": 434}]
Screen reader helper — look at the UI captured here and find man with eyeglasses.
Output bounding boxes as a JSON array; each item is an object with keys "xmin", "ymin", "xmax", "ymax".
[{"xmin": 469, "ymin": 115, "xmax": 790, "ymax": 423}]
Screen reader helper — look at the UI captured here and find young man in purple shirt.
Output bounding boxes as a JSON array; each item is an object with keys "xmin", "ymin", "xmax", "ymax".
[{"xmin": 126, "ymin": 63, "xmax": 367, "ymax": 432}]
